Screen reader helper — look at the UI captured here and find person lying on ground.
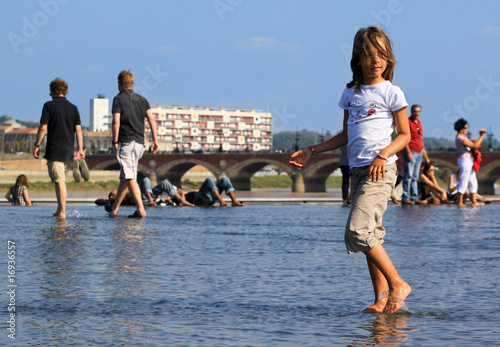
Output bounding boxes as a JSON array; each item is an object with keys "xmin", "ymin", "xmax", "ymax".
[
  {"xmin": 179, "ymin": 177, "xmax": 244, "ymax": 207},
  {"xmin": 140, "ymin": 177, "xmax": 193, "ymax": 207}
]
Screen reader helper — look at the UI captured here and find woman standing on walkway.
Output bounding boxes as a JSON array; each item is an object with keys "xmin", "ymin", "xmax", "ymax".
[{"xmin": 454, "ymin": 118, "xmax": 486, "ymax": 208}]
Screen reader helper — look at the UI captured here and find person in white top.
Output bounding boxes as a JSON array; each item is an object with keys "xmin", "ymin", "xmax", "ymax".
[
  {"xmin": 453, "ymin": 118, "xmax": 486, "ymax": 208},
  {"xmin": 290, "ymin": 26, "xmax": 411, "ymax": 314}
]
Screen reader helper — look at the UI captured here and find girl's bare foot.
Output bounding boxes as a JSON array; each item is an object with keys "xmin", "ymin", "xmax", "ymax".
[
  {"xmin": 383, "ymin": 282, "xmax": 411, "ymax": 314},
  {"xmin": 457, "ymin": 202, "xmax": 466, "ymax": 208},
  {"xmin": 363, "ymin": 298, "xmax": 387, "ymax": 313},
  {"xmin": 472, "ymin": 202, "xmax": 485, "ymax": 208},
  {"xmin": 231, "ymin": 201, "xmax": 244, "ymax": 207}
]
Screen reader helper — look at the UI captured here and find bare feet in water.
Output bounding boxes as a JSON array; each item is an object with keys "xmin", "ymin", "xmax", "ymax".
[
  {"xmin": 383, "ymin": 281, "xmax": 411, "ymax": 314},
  {"xmin": 52, "ymin": 210, "xmax": 66, "ymax": 219},
  {"xmin": 363, "ymin": 298, "xmax": 388, "ymax": 313}
]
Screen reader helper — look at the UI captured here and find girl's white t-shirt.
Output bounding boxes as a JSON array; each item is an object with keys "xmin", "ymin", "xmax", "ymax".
[{"xmin": 338, "ymin": 81, "xmax": 408, "ymax": 168}]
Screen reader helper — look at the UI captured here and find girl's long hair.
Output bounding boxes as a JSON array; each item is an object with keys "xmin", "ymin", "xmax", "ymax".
[
  {"xmin": 346, "ymin": 26, "xmax": 396, "ymax": 91},
  {"xmin": 15, "ymin": 174, "xmax": 29, "ymax": 188}
]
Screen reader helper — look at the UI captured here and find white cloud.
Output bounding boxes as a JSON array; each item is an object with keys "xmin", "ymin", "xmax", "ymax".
[
  {"xmin": 481, "ymin": 26, "xmax": 500, "ymax": 38},
  {"xmin": 237, "ymin": 36, "xmax": 301, "ymax": 52}
]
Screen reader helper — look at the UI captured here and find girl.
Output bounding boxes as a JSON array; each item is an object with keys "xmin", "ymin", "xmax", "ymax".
[
  {"xmin": 454, "ymin": 118, "xmax": 486, "ymax": 208},
  {"xmin": 418, "ymin": 162, "xmax": 448, "ymax": 203},
  {"xmin": 290, "ymin": 26, "xmax": 411, "ymax": 313},
  {"xmin": 5, "ymin": 174, "xmax": 32, "ymax": 206}
]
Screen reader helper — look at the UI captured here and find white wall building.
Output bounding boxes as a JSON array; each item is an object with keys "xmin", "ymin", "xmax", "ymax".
[
  {"xmin": 147, "ymin": 105, "xmax": 273, "ymax": 152},
  {"xmin": 89, "ymin": 94, "xmax": 111, "ymax": 132}
]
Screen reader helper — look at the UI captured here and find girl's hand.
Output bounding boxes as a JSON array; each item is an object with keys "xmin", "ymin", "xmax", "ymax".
[
  {"xmin": 479, "ymin": 129, "xmax": 487, "ymax": 136},
  {"xmin": 289, "ymin": 148, "xmax": 313, "ymax": 168},
  {"xmin": 368, "ymin": 157, "xmax": 387, "ymax": 182}
]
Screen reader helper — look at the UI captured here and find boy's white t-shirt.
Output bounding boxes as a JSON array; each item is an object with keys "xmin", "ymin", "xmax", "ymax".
[{"xmin": 338, "ymin": 81, "xmax": 408, "ymax": 168}]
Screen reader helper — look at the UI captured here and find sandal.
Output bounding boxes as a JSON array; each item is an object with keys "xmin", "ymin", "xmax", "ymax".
[
  {"xmin": 73, "ymin": 160, "xmax": 81, "ymax": 183},
  {"xmin": 79, "ymin": 159, "xmax": 90, "ymax": 181}
]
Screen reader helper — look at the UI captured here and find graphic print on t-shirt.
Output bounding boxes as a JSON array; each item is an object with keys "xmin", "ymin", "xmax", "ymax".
[{"xmin": 347, "ymin": 100, "xmax": 383, "ymax": 124}]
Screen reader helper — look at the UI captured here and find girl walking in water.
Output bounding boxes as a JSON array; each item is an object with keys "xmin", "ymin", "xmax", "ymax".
[{"xmin": 290, "ymin": 26, "xmax": 411, "ymax": 313}]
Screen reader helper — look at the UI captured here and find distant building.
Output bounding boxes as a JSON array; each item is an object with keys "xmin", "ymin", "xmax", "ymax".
[
  {"xmin": 83, "ymin": 130, "xmax": 113, "ymax": 153},
  {"xmin": 89, "ymin": 94, "xmax": 111, "ymax": 132},
  {"xmin": 3, "ymin": 127, "xmax": 38, "ymax": 153},
  {"xmin": 0, "ymin": 115, "xmax": 23, "ymax": 130},
  {"xmin": 147, "ymin": 105, "xmax": 273, "ymax": 153}
]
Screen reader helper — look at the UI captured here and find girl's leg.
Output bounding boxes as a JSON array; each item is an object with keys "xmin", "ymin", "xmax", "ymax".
[
  {"xmin": 363, "ymin": 256, "xmax": 388, "ymax": 313},
  {"xmin": 364, "ymin": 244, "xmax": 411, "ymax": 314}
]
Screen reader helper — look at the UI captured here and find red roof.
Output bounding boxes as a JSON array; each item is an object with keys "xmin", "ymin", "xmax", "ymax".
[{"xmin": 7, "ymin": 127, "xmax": 38, "ymax": 134}]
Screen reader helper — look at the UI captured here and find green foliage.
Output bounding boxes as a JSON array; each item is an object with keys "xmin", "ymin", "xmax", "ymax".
[
  {"xmin": 181, "ymin": 179, "xmax": 201, "ymax": 189},
  {"xmin": 250, "ymin": 175, "xmax": 343, "ymax": 188},
  {"xmin": 0, "ymin": 180, "xmax": 120, "ymax": 191},
  {"xmin": 251, "ymin": 175, "xmax": 292, "ymax": 188},
  {"xmin": 273, "ymin": 130, "xmax": 335, "ymax": 151},
  {"xmin": 272, "ymin": 130, "xmax": 499, "ymax": 152}
]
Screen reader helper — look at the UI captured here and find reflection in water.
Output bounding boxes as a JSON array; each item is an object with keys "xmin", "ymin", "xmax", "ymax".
[
  {"xmin": 354, "ymin": 314, "xmax": 415, "ymax": 346},
  {"xmin": 107, "ymin": 218, "xmax": 156, "ymax": 298},
  {"xmin": 39, "ymin": 219, "xmax": 85, "ymax": 298}
]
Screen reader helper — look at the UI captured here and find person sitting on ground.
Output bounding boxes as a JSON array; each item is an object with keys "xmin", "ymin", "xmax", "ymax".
[
  {"xmin": 417, "ymin": 163, "xmax": 448, "ymax": 203},
  {"xmin": 140, "ymin": 177, "xmax": 193, "ymax": 207},
  {"xmin": 180, "ymin": 177, "xmax": 244, "ymax": 207},
  {"xmin": 5, "ymin": 174, "xmax": 32, "ymax": 206},
  {"xmin": 447, "ymin": 170, "xmax": 491, "ymax": 204}
]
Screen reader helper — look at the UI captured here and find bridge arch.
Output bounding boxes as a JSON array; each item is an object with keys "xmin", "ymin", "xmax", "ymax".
[
  {"xmin": 153, "ymin": 158, "xmax": 220, "ymax": 188},
  {"xmin": 427, "ymin": 158, "xmax": 457, "ymax": 171},
  {"xmin": 301, "ymin": 157, "xmax": 340, "ymax": 192},
  {"xmin": 92, "ymin": 159, "xmax": 121, "ymax": 171},
  {"xmin": 226, "ymin": 158, "xmax": 294, "ymax": 190},
  {"xmin": 476, "ymin": 160, "xmax": 500, "ymax": 194}
]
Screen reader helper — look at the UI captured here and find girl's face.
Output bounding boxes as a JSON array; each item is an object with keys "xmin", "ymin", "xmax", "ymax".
[
  {"xmin": 427, "ymin": 166, "xmax": 435, "ymax": 177},
  {"xmin": 358, "ymin": 39, "xmax": 388, "ymax": 85},
  {"xmin": 460, "ymin": 124, "xmax": 469, "ymax": 135}
]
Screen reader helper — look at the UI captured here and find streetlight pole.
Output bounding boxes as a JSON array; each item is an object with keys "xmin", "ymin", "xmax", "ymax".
[{"xmin": 294, "ymin": 127, "xmax": 300, "ymax": 151}]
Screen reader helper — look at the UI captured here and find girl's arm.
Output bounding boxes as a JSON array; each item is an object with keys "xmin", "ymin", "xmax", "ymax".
[
  {"xmin": 420, "ymin": 173, "xmax": 442, "ymax": 192},
  {"xmin": 289, "ymin": 110, "xmax": 349, "ymax": 168},
  {"xmin": 461, "ymin": 130, "xmax": 486, "ymax": 149},
  {"xmin": 368, "ymin": 107, "xmax": 410, "ymax": 181},
  {"xmin": 23, "ymin": 189, "xmax": 31, "ymax": 206},
  {"xmin": 5, "ymin": 190, "xmax": 12, "ymax": 202}
]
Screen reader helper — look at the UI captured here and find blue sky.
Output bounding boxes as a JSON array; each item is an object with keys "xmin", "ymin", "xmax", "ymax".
[{"xmin": 1, "ymin": 0, "xmax": 500, "ymax": 140}]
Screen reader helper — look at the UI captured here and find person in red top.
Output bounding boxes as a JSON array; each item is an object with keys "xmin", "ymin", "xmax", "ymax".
[{"xmin": 402, "ymin": 104, "xmax": 430, "ymax": 204}]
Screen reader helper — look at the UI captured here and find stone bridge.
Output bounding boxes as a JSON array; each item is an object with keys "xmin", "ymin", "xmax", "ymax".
[{"xmin": 86, "ymin": 152, "xmax": 500, "ymax": 194}]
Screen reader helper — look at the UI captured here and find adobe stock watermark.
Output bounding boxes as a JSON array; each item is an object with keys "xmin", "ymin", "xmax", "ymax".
[
  {"xmin": 7, "ymin": 0, "xmax": 71, "ymax": 53},
  {"xmin": 133, "ymin": 64, "xmax": 170, "ymax": 98},
  {"xmin": 432, "ymin": 74, "xmax": 500, "ymax": 138},
  {"xmin": 272, "ymin": 106, "xmax": 296, "ymax": 133},
  {"xmin": 213, "ymin": 0, "xmax": 244, "ymax": 21},
  {"xmin": 339, "ymin": 0, "xmax": 405, "ymax": 62}
]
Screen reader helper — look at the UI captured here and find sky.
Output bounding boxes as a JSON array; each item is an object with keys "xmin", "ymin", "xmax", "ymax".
[{"xmin": 1, "ymin": 0, "xmax": 500, "ymax": 141}]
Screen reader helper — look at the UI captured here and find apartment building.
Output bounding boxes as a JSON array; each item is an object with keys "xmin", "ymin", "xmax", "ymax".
[
  {"xmin": 89, "ymin": 94, "xmax": 111, "ymax": 132},
  {"xmin": 148, "ymin": 105, "xmax": 273, "ymax": 152}
]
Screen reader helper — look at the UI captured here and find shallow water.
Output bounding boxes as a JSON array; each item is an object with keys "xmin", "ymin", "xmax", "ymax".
[{"xmin": 1, "ymin": 203, "xmax": 500, "ymax": 346}]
